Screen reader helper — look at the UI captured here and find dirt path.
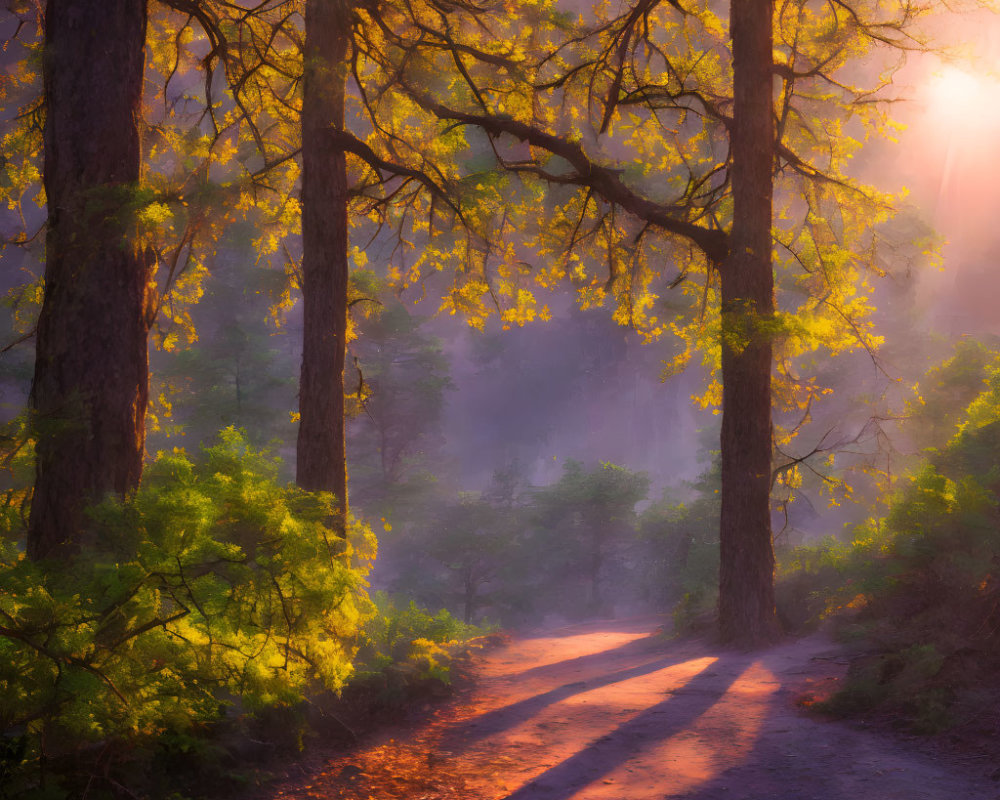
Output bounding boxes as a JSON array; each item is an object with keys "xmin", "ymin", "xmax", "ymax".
[{"xmin": 261, "ymin": 617, "xmax": 1000, "ymax": 800}]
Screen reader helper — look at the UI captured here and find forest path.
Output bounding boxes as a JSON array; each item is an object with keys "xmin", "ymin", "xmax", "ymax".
[{"xmin": 261, "ymin": 617, "xmax": 1000, "ymax": 800}]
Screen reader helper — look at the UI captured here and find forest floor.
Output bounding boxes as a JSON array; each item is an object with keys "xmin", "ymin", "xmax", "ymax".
[{"xmin": 255, "ymin": 616, "xmax": 1000, "ymax": 800}]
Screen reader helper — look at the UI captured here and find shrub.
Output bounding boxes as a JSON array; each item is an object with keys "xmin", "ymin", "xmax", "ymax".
[
  {"xmin": 0, "ymin": 429, "xmax": 376, "ymax": 798},
  {"xmin": 639, "ymin": 463, "xmax": 720, "ymax": 632},
  {"xmin": 359, "ymin": 591, "xmax": 485, "ymax": 675},
  {"xmin": 788, "ymin": 359, "xmax": 1000, "ymax": 730},
  {"xmin": 775, "ymin": 536, "xmax": 853, "ymax": 632}
]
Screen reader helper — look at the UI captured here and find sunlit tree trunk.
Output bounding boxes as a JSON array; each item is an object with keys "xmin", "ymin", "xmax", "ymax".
[
  {"xmin": 28, "ymin": 0, "xmax": 153, "ymax": 560},
  {"xmin": 296, "ymin": 0, "xmax": 351, "ymax": 520},
  {"xmin": 717, "ymin": 0, "xmax": 780, "ymax": 645}
]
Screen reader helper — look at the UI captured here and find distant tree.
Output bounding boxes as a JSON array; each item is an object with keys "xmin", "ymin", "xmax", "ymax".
[
  {"xmin": 531, "ymin": 461, "xmax": 649, "ymax": 617},
  {"xmin": 425, "ymin": 493, "xmax": 518, "ymax": 623},
  {"xmin": 27, "ymin": 1, "xmax": 154, "ymax": 559},
  {"xmin": 482, "ymin": 458, "xmax": 530, "ymax": 509},
  {"xmin": 150, "ymin": 236, "xmax": 297, "ymax": 452},
  {"xmin": 348, "ymin": 299, "xmax": 453, "ymax": 507},
  {"xmin": 384, "ymin": 465, "xmax": 526, "ymax": 625},
  {"xmin": 390, "ymin": 0, "xmax": 925, "ymax": 643},
  {"xmin": 639, "ymin": 462, "xmax": 721, "ymax": 616}
]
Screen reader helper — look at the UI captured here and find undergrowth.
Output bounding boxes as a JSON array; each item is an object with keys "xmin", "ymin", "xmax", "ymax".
[
  {"xmin": 777, "ymin": 354, "xmax": 1000, "ymax": 733},
  {"xmin": 0, "ymin": 428, "xmax": 487, "ymax": 799}
]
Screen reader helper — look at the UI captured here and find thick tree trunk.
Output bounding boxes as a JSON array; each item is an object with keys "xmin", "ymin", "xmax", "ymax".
[
  {"xmin": 717, "ymin": 0, "xmax": 780, "ymax": 645},
  {"xmin": 296, "ymin": 0, "xmax": 351, "ymax": 520},
  {"xmin": 28, "ymin": 0, "xmax": 153, "ymax": 561}
]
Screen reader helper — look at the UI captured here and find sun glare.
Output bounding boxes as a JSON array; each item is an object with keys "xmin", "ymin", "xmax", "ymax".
[
  {"xmin": 928, "ymin": 66, "xmax": 987, "ymax": 110},
  {"xmin": 902, "ymin": 59, "xmax": 1000, "ymax": 266},
  {"xmin": 924, "ymin": 65, "xmax": 1000, "ymax": 138}
]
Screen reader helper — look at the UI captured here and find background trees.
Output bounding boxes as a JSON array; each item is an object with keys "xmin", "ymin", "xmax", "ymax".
[
  {"xmin": 347, "ymin": 299, "xmax": 453, "ymax": 507},
  {"xmin": 383, "ymin": 0, "xmax": 925, "ymax": 643},
  {"xmin": 2, "ymin": 5, "xmax": 995, "ymax": 788},
  {"xmin": 531, "ymin": 461, "xmax": 650, "ymax": 618},
  {"xmin": 382, "ymin": 459, "xmax": 650, "ymax": 626}
]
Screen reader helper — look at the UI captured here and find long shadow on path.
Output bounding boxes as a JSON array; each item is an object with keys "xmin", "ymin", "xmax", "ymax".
[
  {"xmin": 492, "ymin": 632, "xmax": 666, "ymax": 686},
  {"xmin": 446, "ymin": 646, "xmax": 711, "ymax": 748},
  {"xmin": 500, "ymin": 653, "xmax": 754, "ymax": 800}
]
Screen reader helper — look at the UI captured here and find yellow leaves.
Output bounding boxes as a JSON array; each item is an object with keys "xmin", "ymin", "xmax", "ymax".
[
  {"xmin": 500, "ymin": 288, "xmax": 542, "ymax": 327},
  {"xmin": 694, "ymin": 378, "xmax": 723, "ymax": 413},
  {"xmin": 350, "ymin": 245, "xmax": 368, "ymax": 268},
  {"xmin": 157, "ymin": 392, "xmax": 173, "ymax": 419},
  {"xmin": 7, "ymin": 278, "xmax": 42, "ymax": 336},
  {"xmin": 438, "ymin": 280, "xmax": 490, "ymax": 330},
  {"xmin": 260, "ymin": 232, "xmax": 282, "ymax": 256},
  {"xmin": 137, "ymin": 201, "xmax": 174, "ymax": 233},
  {"xmin": 775, "ymin": 463, "xmax": 803, "ymax": 491}
]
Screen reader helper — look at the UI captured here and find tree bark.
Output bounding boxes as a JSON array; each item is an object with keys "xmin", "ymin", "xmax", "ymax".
[
  {"xmin": 28, "ymin": 0, "xmax": 153, "ymax": 561},
  {"xmin": 717, "ymin": 0, "xmax": 780, "ymax": 645},
  {"xmin": 296, "ymin": 0, "xmax": 351, "ymax": 521}
]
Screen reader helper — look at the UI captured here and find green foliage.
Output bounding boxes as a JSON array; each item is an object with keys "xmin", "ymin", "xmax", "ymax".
[
  {"xmin": 819, "ymin": 644, "xmax": 952, "ymax": 733},
  {"xmin": 0, "ymin": 429, "xmax": 375, "ymax": 797},
  {"xmin": 297, "ymin": 592, "xmax": 491, "ymax": 745},
  {"xmin": 639, "ymin": 462, "xmax": 720, "ymax": 631},
  {"xmin": 0, "ymin": 415, "xmax": 33, "ymax": 546},
  {"xmin": 904, "ymin": 338, "xmax": 1000, "ymax": 451},
  {"xmin": 347, "ymin": 299, "xmax": 454, "ymax": 509},
  {"xmin": 774, "ymin": 536, "xmax": 853, "ymax": 632},
  {"xmin": 380, "ymin": 465, "xmax": 529, "ymax": 626},
  {"xmin": 528, "ymin": 460, "xmax": 649, "ymax": 618},
  {"xmin": 779, "ymin": 351, "xmax": 1000, "ymax": 728},
  {"xmin": 358, "ymin": 591, "xmax": 485, "ymax": 682}
]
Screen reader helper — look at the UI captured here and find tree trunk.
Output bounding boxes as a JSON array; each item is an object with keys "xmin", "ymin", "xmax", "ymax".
[
  {"xmin": 589, "ymin": 530, "xmax": 604, "ymax": 616},
  {"xmin": 296, "ymin": 0, "xmax": 351, "ymax": 520},
  {"xmin": 717, "ymin": 0, "xmax": 780, "ymax": 645},
  {"xmin": 464, "ymin": 569, "xmax": 475, "ymax": 624},
  {"xmin": 28, "ymin": 0, "xmax": 153, "ymax": 561}
]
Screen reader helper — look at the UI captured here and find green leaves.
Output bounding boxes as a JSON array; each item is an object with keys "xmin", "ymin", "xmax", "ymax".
[{"xmin": 0, "ymin": 430, "xmax": 375, "ymax": 782}]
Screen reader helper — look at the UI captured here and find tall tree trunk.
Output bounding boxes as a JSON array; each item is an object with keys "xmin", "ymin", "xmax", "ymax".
[
  {"xmin": 28, "ymin": 0, "xmax": 153, "ymax": 561},
  {"xmin": 296, "ymin": 0, "xmax": 351, "ymax": 521},
  {"xmin": 717, "ymin": 0, "xmax": 780, "ymax": 645}
]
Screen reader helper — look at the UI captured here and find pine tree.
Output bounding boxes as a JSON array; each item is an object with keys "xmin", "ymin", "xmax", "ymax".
[
  {"xmin": 28, "ymin": 0, "xmax": 154, "ymax": 559},
  {"xmin": 296, "ymin": 0, "xmax": 352, "ymax": 517},
  {"xmin": 386, "ymin": 0, "xmax": 924, "ymax": 643}
]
